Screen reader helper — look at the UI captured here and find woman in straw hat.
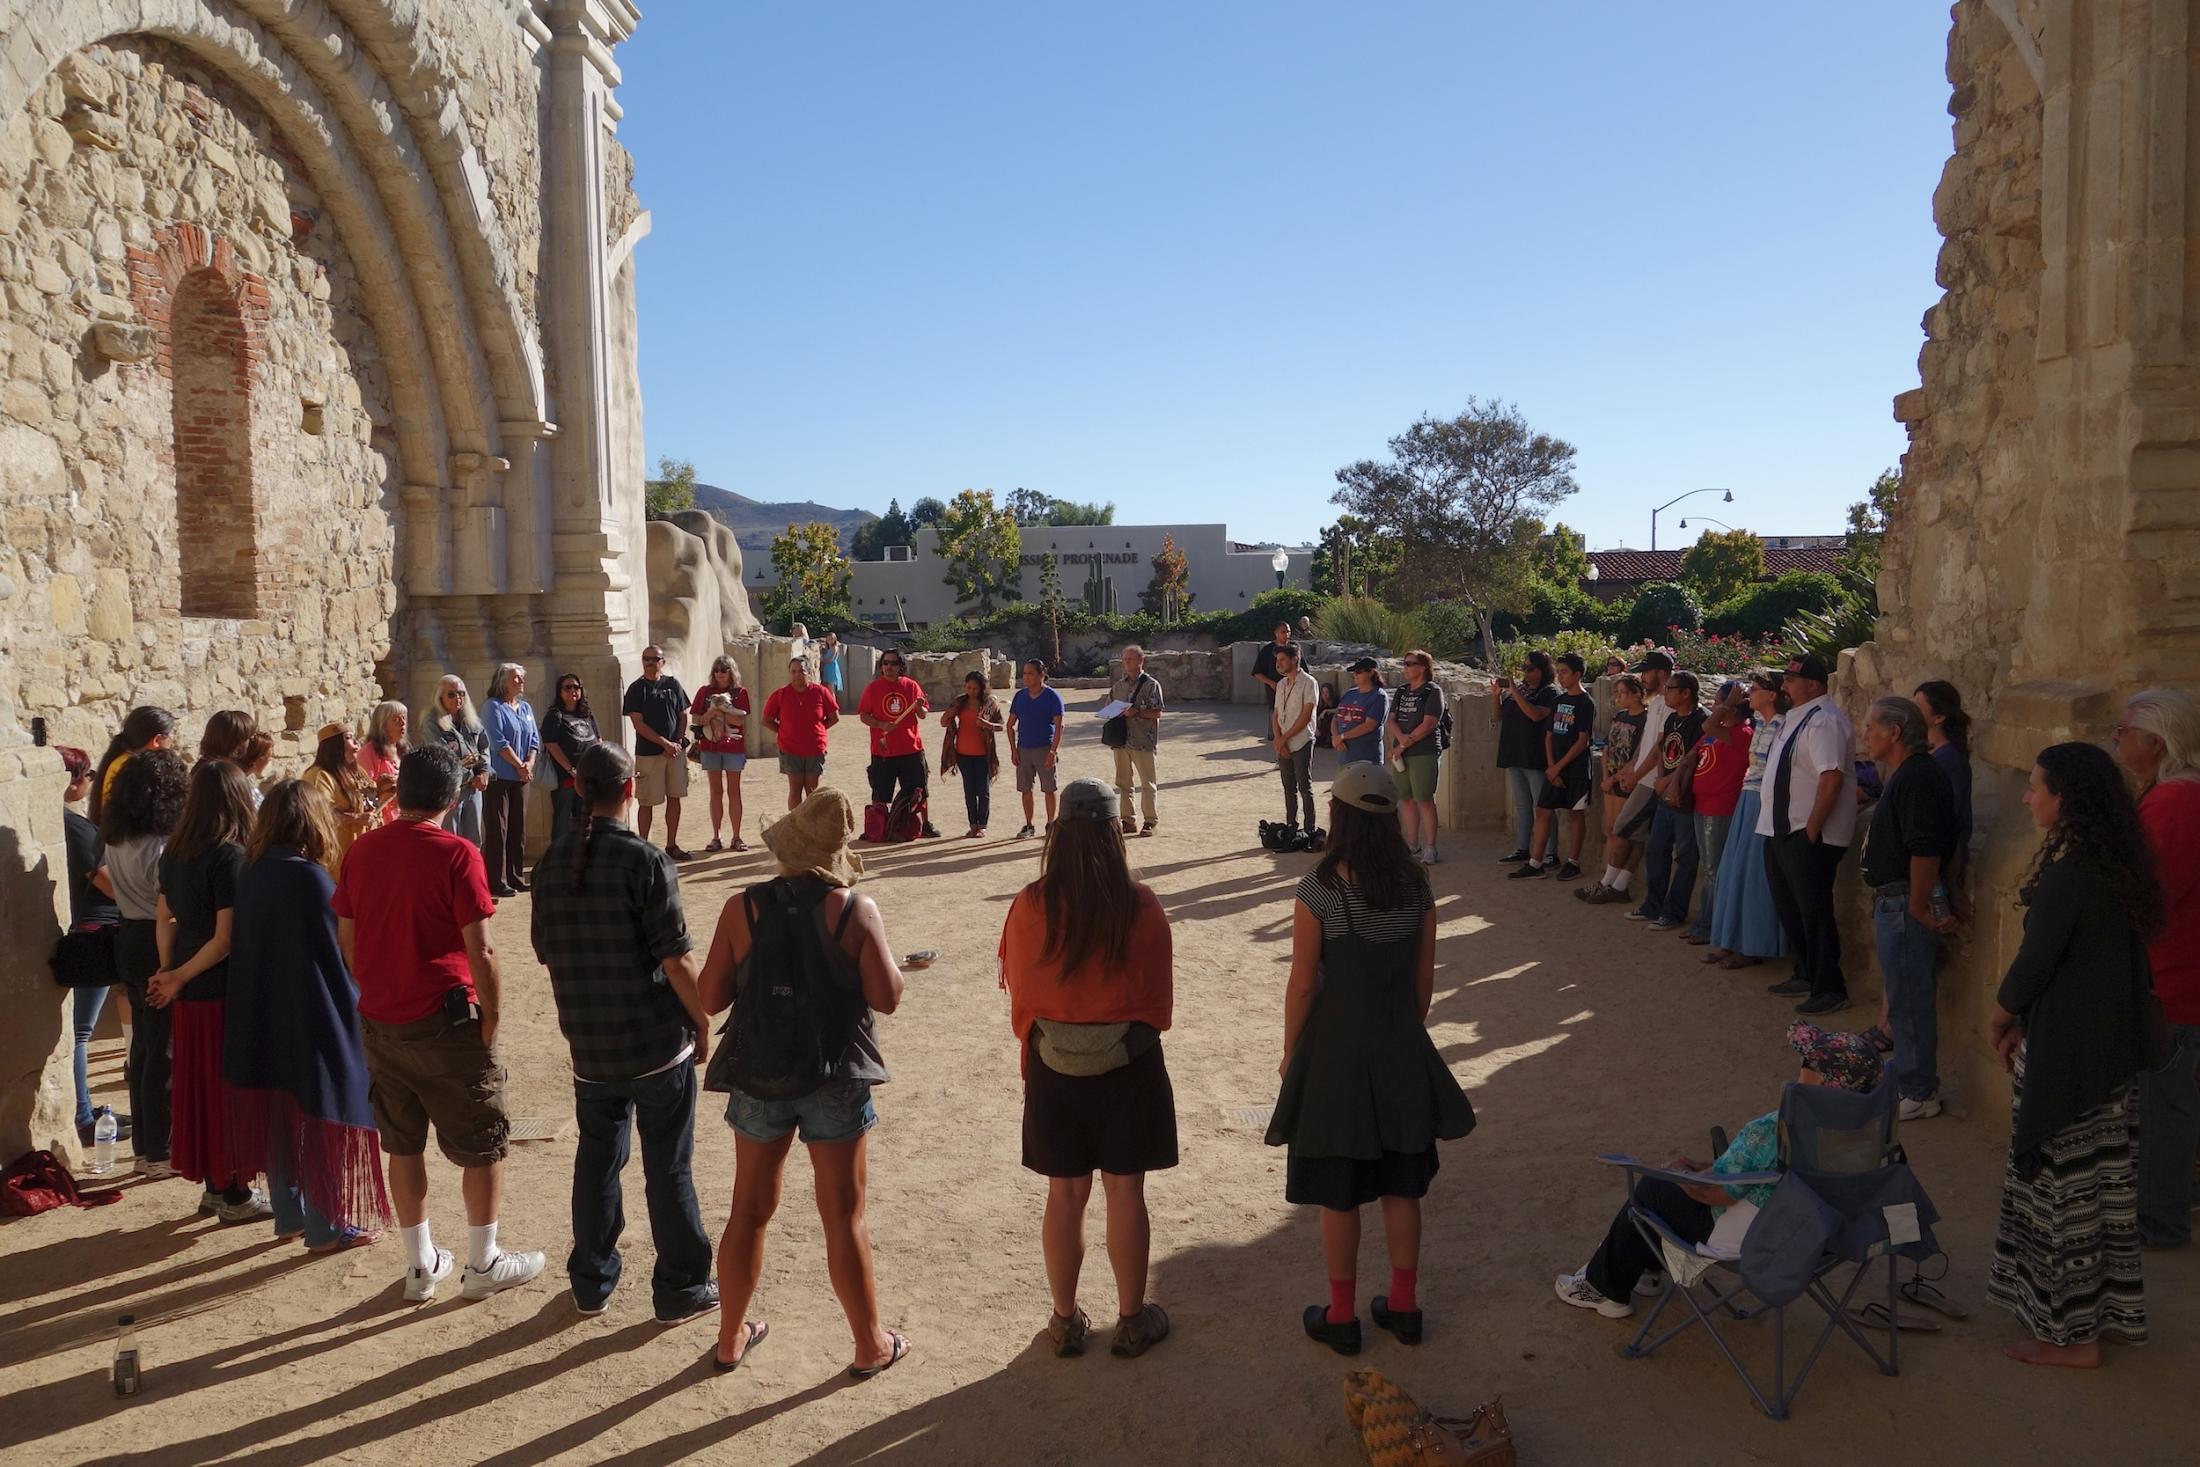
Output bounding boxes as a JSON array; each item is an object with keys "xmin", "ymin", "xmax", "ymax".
[
  {"xmin": 697, "ymin": 788, "xmax": 911, "ymax": 1378},
  {"xmin": 1267, "ymin": 759, "xmax": 1474, "ymax": 1355},
  {"xmin": 999, "ymin": 776, "xmax": 1176, "ymax": 1360}
]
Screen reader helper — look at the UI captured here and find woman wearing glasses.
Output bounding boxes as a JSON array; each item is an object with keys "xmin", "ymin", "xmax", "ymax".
[
  {"xmin": 540, "ymin": 673, "xmax": 604, "ymax": 847},
  {"xmin": 428, "ymin": 676, "xmax": 491, "ymax": 846}
]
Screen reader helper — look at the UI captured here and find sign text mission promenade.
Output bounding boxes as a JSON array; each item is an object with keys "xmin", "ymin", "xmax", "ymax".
[{"xmin": 1017, "ymin": 552, "xmax": 1142, "ymax": 566}]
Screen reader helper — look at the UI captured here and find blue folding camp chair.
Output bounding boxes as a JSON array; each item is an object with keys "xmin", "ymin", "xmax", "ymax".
[{"xmin": 1595, "ymin": 1080, "xmax": 1939, "ymax": 1420}]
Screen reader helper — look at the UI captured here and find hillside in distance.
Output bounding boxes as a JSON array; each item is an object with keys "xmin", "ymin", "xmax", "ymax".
[{"xmin": 689, "ymin": 482, "xmax": 876, "ymax": 558}]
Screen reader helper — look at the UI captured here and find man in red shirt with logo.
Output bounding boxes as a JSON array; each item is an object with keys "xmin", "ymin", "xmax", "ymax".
[
  {"xmin": 333, "ymin": 743, "xmax": 545, "ymax": 1303},
  {"xmin": 762, "ymin": 654, "xmax": 839, "ymax": 811},
  {"xmin": 857, "ymin": 650, "xmax": 938, "ymax": 837}
]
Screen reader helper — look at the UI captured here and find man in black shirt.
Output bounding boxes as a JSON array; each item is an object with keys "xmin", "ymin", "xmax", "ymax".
[
  {"xmin": 531, "ymin": 743, "xmax": 716, "ymax": 1322},
  {"xmin": 1631, "ymin": 673, "xmax": 1706, "ymax": 928},
  {"xmin": 1860, "ymin": 696, "xmax": 1959, "ymax": 1121},
  {"xmin": 1492, "ymin": 651, "xmax": 1560, "ymax": 864},
  {"xmin": 623, "ymin": 646, "xmax": 693, "ymax": 859},
  {"xmin": 1512, "ymin": 653, "xmax": 1597, "ymax": 883},
  {"xmin": 1250, "ymin": 621, "xmax": 1294, "ymax": 713}
]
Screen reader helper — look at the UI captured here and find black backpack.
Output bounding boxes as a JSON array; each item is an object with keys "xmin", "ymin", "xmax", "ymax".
[{"xmin": 704, "ymin": 877, "xmax": 866, "ymax": 1101}]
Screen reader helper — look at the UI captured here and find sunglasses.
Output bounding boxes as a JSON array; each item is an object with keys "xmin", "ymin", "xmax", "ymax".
[
  {"xmin": 561, "ymin": 681, "xmax": 583, "ymax": 690},
  {"xmin": 642, "ymin": 657, "xmax": 663, "ymax": 665}
]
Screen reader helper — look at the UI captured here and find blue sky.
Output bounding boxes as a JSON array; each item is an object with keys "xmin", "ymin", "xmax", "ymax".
[{"xmin": 620, "ymin": 1, "xmax": 1952, "ymax": 552}]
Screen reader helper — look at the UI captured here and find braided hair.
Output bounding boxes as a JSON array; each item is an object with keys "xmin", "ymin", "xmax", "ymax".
[{"xmin": 567, "ymin": 742, "xmax": 635, "ymax": 895}]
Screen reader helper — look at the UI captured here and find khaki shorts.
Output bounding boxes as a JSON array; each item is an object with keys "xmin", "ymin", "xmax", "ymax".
[
  {"xmin": 362, "ymin": 1012, "xmax": 511, "ymax": 1168},
  {"xmin": 633, "ymin": 750, "xmax": 690, "ymax": 806},
  {"xmin": 1014, "ymin": 744, "xmax": 1059, "ymax": 793}
]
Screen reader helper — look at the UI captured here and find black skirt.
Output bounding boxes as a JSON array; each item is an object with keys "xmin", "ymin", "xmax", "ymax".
[
  {"xmin": 1286, "ymin": 1148, "xmax": 1440, "ymax": 1210},
  {"xmin": 1021, "ymin": 1035, "xmax": 1179, "ymax": 1178}
]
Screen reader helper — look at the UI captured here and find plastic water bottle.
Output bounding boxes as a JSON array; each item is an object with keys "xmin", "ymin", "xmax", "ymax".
[
  {"xmin": 91, "ymin": 1108, "xmax": 117, "ymax": 1177},
  {"xmin": 112, "ymin": 1315, "xmax": 140, "ymax": 1397}
]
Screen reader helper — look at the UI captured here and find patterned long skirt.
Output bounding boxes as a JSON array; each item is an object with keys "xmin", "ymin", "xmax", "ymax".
[{"xmin": 1986, "ymin": 1045, "xmax": 2147, "ymax": 1347}]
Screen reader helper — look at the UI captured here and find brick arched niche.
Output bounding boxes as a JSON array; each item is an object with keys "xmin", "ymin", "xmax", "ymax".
[{"xmin": 126, "ymin": 223, "xmax": 271, "ymax": 620}]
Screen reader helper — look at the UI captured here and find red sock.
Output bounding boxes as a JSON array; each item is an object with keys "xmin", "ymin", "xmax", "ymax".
[
  {"xmin": 1327, "ymin": 1278, "xmax": 1355, "ymax": 1325},
  {"xmin": 1388, "ymin": 1268, "xmax": 1418, "ymax": 1313}
]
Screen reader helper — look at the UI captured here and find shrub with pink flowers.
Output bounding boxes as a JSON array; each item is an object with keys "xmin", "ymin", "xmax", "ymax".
[{"xmin": 1658, "ymin": 626, "xmax": 1787, "ymax": 677}]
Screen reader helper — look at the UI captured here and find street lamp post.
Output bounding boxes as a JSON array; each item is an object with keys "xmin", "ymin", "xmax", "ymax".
[
  {"xmin": 1678, "ymin": 516, "xmax": 1737, "ymax": 534},
  {"xmin": 1651, "ymin": 488, "xmax": 1733, "ymax": 551},
  {"xmin": 1271, "ymin": 547, "xmax": 1289, "ymax": 589}
]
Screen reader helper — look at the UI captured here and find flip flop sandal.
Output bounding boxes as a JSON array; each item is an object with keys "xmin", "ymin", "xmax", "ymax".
[
  {"xmin": 1849, "ymin": 1301, "xmax": 1942, "ymax": 1332},
  {"xmin": 1901, "ymin": 1277, "xmax": 1971, "ymax": 1321},
  {"xmin": 731, "ymin": 839, "xmax": 752, "ymax": 852},
  {"xmin": 849, "ymin": 1329, "xmax": 910, "ymax": 1380},
  {"xmin": 711, "ymin": 1320, "xmax": 768, "ymax": 1371}
]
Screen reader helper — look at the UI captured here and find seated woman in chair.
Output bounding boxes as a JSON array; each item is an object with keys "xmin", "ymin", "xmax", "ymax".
[{"xmin": 1553, "ymin": 1022, "xmax": 1883, "ymax": 1319}]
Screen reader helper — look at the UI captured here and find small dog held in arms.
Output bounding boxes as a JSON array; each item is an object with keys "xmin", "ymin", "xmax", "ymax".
[{"xmin": 702, "ymin": 693, "xmax": 740, "ymax": 743}]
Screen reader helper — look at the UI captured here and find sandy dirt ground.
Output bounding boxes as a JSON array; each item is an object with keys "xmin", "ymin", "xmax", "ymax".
[{"xmin": 3, "ymin": 692, "xmax": 2195, "ymax": 1466}]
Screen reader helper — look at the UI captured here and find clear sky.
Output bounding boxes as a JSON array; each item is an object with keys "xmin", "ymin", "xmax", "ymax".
[{"xmin": 619, "ymin": 1, "xmax": 1953, "ymax": 552}]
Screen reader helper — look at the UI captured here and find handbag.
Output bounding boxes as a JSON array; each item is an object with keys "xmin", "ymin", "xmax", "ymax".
[
  {"xmin": 49, "ymin": 923, "xmax": 119, "ymax": 990},
  {"xmin": 1344, "ymin": 1370, "xmax": 1515, "ymax": 1466}
]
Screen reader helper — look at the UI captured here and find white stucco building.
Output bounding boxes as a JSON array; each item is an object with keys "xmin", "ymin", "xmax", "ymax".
[{"xmin": 746, "ymin": 522, "xmax": 1314, "ymax": 626}]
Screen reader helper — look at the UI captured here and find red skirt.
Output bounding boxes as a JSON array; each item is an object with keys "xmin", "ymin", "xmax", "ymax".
[{"xmin": 171, "ymin": 999, "xmax": 247, "ymax": 1188}]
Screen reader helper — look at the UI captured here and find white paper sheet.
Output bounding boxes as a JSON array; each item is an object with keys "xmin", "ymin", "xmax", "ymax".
[{"xmin": 1095, "ymin": 700, "xmax": 1131, "ymax": 720}]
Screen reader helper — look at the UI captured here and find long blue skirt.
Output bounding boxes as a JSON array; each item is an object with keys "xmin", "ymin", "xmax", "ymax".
[{"xmin": 1708, "ymin": 787, "xmax": 1787, "ymax": 958}]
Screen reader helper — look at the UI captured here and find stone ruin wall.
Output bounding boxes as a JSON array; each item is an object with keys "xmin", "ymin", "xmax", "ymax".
[{"xmin": 0, "ymin": 40, "xmax": 400, "ymax": 763}]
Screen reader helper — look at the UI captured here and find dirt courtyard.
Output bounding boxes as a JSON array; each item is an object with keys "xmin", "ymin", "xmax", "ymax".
[{"xmin": 2, "ymin": 691, "xmax": 2194, "ymax": 1465}]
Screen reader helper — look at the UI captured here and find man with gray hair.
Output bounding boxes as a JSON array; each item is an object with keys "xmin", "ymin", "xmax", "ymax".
[
  {"xmin": 1110, "ymin": 646, "xmax": 1164, "ymax": 835},
  {"xmin": 1858, "ymin": 694, "xmax": 1958, "ymax": 1121}
]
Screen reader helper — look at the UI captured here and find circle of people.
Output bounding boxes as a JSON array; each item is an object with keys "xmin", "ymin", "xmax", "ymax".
[{"xmin": 43, "ymin": 629, "xmax": 2197, "ymax": 1375}]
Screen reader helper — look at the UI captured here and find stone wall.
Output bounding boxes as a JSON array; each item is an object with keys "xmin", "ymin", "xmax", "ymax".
[
  {"xmin": 645, "ymin": 509, "xmax": 760, "ymax": 695},
  {"xmin": 1107, "ymin": 649, "xmax": 1233, "ymax": 702}
]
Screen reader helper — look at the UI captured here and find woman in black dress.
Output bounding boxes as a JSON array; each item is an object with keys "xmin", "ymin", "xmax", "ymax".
[{"xmin": 1268, "ymin": 761, "xmax": 1474, "ymax": 1354}]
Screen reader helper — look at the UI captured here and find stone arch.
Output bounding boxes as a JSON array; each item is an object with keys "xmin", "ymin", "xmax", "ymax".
[
  {"xmin": 0, "ymin": 0, "xmax": 549, "ymax": 594},
  {"xmin": 166, "ymin": 259, "xmax": 262, "ymax": 616}
]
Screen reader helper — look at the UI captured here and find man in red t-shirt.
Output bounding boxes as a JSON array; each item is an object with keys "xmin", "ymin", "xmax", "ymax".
[
  {"xmin": 762, "ymin": 655, "xmax": 840, "ymax": 811},
  {"xmin": 333, "ymin": 743, "xmax": 544, "ymax": 1304},
  {"xmin": 856, "ymin": 650, "xmax": 936, "ymax": 836}
]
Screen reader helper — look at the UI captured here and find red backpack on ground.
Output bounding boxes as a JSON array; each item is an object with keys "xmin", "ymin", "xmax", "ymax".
[
  {"xmin": 885, "ymin": 787, "xmax": 927, "ymax": 843},
  {"xmin": 1, "ymin": 1149, "xmax": 123, "ymax": 1216},
  {"xmin": 862, "ymin": 802, "xmax": 891, "ymax": 843}
]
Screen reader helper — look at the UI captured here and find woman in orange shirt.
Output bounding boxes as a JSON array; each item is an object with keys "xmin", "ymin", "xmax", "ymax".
[
  {"xmin": 940, "ymin": 671, "xmax": 1004, "ymax": 838},
  {"xmin": 999, "ymin": 777, "xmax": 1176, "ymax": 1360}
]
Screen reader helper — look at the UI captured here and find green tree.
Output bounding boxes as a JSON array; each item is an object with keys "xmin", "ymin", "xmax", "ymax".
[
  {"xmin": 1842, "ymin": 468, "xmax": 1900, "ymax": 588},
  {"xmin": 1310, "ymin": 514, "xmax": 1399, "ymax": 598},
  {"xmin": 645, "ymin": 455, "xmax": 696, "ymax": 518},
  {"xmin": 1621, "ymin": 581, "xmax": 1704, "ymax": 646},
  {"xmin": 1039, "ymin": 552, "xmax": 1066, "ymax": 670},
  {"xmin": 1043, "ymin": 497, "xmax": 1115, "ymax": 526},
  {"xmin": 1534, "ymin": 521, "xmax": 1591, "ymax": 586},
  {"xmin": 1678, "ymin": 527, "xmax": 1766, "ymax": 606},
  {"xmin": 936, "ymin": 488, "xmax": 1023, "ymax": 615},
  {"xmin": 765, "ymin": 521, "xmax": 851, "ymax": 616},
  {"xmin": 1140, "ymin": 532, "xmax": 1192, "ymax": 616},
  {"xmin": 1705, "ymin": 570, "xmax": 1849, "ymax": 639},
  {"xmin": 850, "ymin": 498, "xmax": 917, "ymax": 561},
  {"xmin": 1331, "ymin": 398, "xmax": 1580, "ymax": 667},
  {"xmin": 1005, "ymin": 487, "xmax": 1053, "ymax": 526},
  {"xmin": 909, "ymin": 495, "xmax": 947, "ymax": 527}
]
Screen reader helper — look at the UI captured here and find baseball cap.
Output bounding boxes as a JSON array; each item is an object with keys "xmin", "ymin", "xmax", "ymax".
[
  {"xmin": 1331, "ymin": 761, "xmax": 1399, "ymax": 813},
  {"xmin": 1787, "ymin": 652, "xmax": 1833, "ymax": 683},
  {"xmin": 1346, "ymin": 656, "xmax": 1378, "ymax": 673},
  {"xmin": 1632, "ymin": 650, "xmax": 1675, "ymax": 673},
  {"xmin": 1059, "ymin": 777, "xmax": 1117, "ymax": 821}
]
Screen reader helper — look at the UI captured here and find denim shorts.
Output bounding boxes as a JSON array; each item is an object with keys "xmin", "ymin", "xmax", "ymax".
[
  {"xmin": 724, "ymin": 1078, "xmax": 876, "ymax": 1145},
  {"xmin": 699, "ymin": 750, "xmax": 747, "ymax": 773}
]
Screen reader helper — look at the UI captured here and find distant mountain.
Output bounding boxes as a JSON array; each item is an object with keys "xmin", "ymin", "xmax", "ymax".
[{"xmin": 689, "ymin": 483, "xmax": 877, "ymax": 558}]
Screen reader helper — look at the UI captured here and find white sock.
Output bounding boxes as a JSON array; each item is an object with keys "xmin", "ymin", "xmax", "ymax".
[
  {"xmin": 1600, "ymin": 865, "xmax": 1622, "ymax": 885},
  {"xmin": 468, "ymin": 1221, "xmax": 500, "ymax": 1271},
  {"xmin": 400, "ymin": 1222, "xmax": 435, "ymax": 1272},
  {"xmin": 1609, "ymin": 868, "xmax": 1633, "ymax": 894}
]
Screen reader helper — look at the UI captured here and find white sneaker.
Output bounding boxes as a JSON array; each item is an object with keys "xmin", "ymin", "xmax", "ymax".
[
  {"xmin": 405, "ymin": 1247, "xmax": 456, "ymax": 1303},
  {"xmin": 1635, "ymin": 1270, "xmax": 1666, "ymax": 1297},
  {"xmin": 1898, "ymin": 1095, "xmax": 1943, "ymax": 1122},
  {"xmin": 1423, "ymin": 846, "xmax": 1440, "ymax": 865},
  {"xmin": 1554, "ymin": 1271, "xmax": 1633, "ymax": 1319},
  {"xmin": 462, "ymin": 1248, "xmax": 547, "ymax": 1300},
  {"xmin": 211, "ymin": 1186, "xmax": 274, "ymax": 1224}
]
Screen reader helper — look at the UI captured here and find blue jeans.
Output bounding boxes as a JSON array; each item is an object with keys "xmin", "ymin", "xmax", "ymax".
[
  {"xmin": 1687, "ymin": 813, "xmax": 1732, "ymax": 940},
  {"xmin": 1873, "ymin": 893, "xmax": 1940, "ymax": 1100},
  {"xmin": 72, "ymin": 983, "xmax": 110, "ymax": 1129},
  {"xmin": 571, "ymin": 1062, "xmax": 716, "ymax": 1316},
  {"xmin": 269, "ymin": 1169, "xmax": 344, "ymax": 1248},
  {"xmin": 1635, "ymin": 803, "xmax": 1698, "ymax": 923},
  {"xmin": 443, "ymin": 785, "xmax": 483, "ymax": 846},
  {"xmin": 1505, "ymin": 767, "xmax": 1555, "ymax": 859},
  {"xmin": 2138, "ymin": 1022, "xmax": 2200, "ymax": 1247}
]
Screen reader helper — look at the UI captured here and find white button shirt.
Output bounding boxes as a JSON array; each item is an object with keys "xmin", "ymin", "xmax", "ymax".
[
  {"xmin": 1752, "ymin": 694, "xmax": 1858, "ymax": 845},
  {"xmin": 1274, "ymin": 670, "xmax": 1320, "ymax": 753}
]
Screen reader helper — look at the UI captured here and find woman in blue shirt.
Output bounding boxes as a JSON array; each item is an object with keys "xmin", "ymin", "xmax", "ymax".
[
  {"xmin": 1330, "ymin": 658, "xmax": 1388, "ymax": 765},
  {"xmin": 483, "ymin": 661, "xmax": 540, "ymax": 897}
]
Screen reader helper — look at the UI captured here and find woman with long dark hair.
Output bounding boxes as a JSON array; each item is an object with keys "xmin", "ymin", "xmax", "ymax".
[
  {"xmin": 91, "ymin": 705, "xmax": 175, "ymax": 823},
  {"xmin": 539, "ymin": 671, "xmax": 602, "ymax": 849},
  {"xmin": 940, "ymin": 671, "xmax": 1004, "ymax": 838},
  {"xmin": 302, "ymin": 722, "xmax": 376, "ymax": 875},
  {"xmin": 150, "ymin": 759, "xmax": 268, "ymax": 1222},
  {"xmin": 1000, "ymin": 777, "xmax": 1176, "ymax": 1358},
  {"xmin": 225, "ymin": 780, "xmax": 390, "ymax": 1250},
  {"xmin": 1912, "ymin": 681, "xmax": 1974, "ymax": 897},
  {"xmin": 1986, "ymin": 741, "xmax": 2163, "ymax": 1368},
  {"xmin": 56, "ymin": 745, "xmax": 127, "ymax": 1148},
  {"xmin": 1268, "ymin": 761, "xmax": 1474, "ymax": 1354},
  {"xmin": 197, "ymin": 709, "xmax": 258, "ymax": 764},
  {"xmin": 103, "ymin": 749, "xmax": 188, "ymax": 1178}
]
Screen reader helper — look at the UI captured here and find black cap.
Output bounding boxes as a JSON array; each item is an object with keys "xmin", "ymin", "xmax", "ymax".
[
  {"xmin": 1346, "ymin": 656, "xmax": 1378, "ymax": 673},
  {"xmin": 1632, "ymin": 650, "xmax": 1675, "ymax": 673},
  {"xmin": 1788, "ymin": 652, "xmax": 1833, "ymax": 683}
]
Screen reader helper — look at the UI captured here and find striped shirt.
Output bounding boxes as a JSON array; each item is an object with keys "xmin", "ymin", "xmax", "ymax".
[{"xmin": 1295, "ymin": 868, "xmax": 1431, "ymax": 942}]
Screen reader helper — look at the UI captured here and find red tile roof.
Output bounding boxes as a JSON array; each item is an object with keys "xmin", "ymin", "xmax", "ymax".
[{"xmin": 1586, "ymin": 547, "xmax": 1846, "ymax": 584}]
